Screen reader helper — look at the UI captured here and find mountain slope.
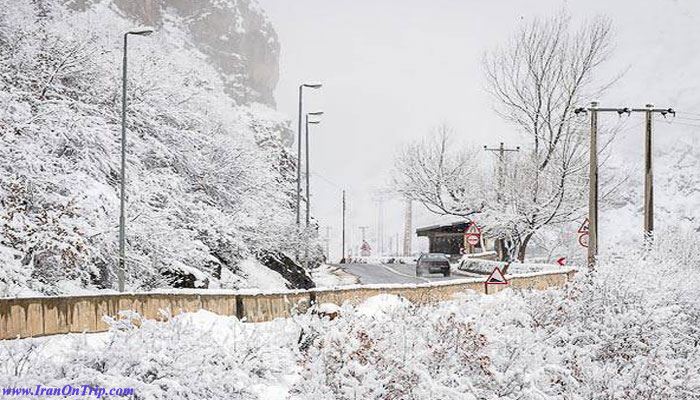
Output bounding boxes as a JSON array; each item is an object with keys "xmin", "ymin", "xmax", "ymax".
[{"xmin": 0, "ymin": 0, "xmax": 314, "ymax": 296}]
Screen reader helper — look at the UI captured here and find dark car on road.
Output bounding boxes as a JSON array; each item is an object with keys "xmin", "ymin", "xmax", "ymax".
[{"xmin": 416, "ymin": 253, "xmax": 451, "ymax": 277}]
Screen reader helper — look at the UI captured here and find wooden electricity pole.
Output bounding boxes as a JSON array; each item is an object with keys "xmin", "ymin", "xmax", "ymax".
[
  {"xmin": 484, "ymin": 142, "xmax": 520, "ymax": 202},
  {"xmin": 628, "ymin": 105, "xmax": 675, "ymax": 241},
  {"xmin": 341, "ymin": 190, "xmax": 346, "ymax": 262},
  {"xmin": 484, "ymin": 142, "xmax": 520, "ymax": 260},
  {"xmin": 402, "ymin": 199, "xmax": 412, "ymax": 256},
  {"xmin": 575, "ymin": 102, "xmax": 630, "ymax": 268},
  {"xmin": 359, "ymin": 226, "xmax": 369, "ymax": 242},
  {"xmin": 587, "ymin": 102, "xmax": 599, "ymax": 269},
  {"xmin": 644, "ymin": 105, "xmax": 653, "ymax": 237},
  {"xmin": 576, "ymin": 103, "xmax": 674, "ymax": 265}
]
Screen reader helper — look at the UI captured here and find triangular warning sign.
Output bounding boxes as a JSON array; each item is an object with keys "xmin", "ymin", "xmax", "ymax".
[
  {"xmin": 577, "ymin": 218, "xmax": 589, "ymax": 234},
  {"xmin": 465, "ymin": 221, "xmax": 481, "ymax": 235},
  {"xmin": 486, "ymin": 266, "xmax": 508, "ymax": 285}
]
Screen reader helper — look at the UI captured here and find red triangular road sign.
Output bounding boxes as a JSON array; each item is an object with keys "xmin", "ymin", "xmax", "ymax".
[
  {"xmin": 577, "ymin": 218, "xmax": 589, "ymax": 234},
  {"xmin": 465, "ymin": 221, "xmax": 481, "ymax": 235},
  {"xmin": 486, "ymin": 266, "xmax": 508, "ymax": 285}
]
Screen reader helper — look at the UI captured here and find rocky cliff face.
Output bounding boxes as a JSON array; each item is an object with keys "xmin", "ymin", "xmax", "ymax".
[{"xmin": 69, "ymin": 0, "xmax": 280, "ymax": 107}]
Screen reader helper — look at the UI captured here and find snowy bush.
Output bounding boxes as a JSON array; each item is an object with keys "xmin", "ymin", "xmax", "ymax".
[
  {"xmin": 0, "ymin": 311, "xmax": 298, "ymax": 399},
  {"xmin": 1, "ymin": 230, "xmax": 698, "ymax": 399},
  {"xmin": 289, "ymin": 230, "xmax": 700, "ymax": 399}
]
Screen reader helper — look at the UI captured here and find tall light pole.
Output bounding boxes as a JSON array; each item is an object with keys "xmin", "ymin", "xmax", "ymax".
[
  {"xmin": 118, "ymin": 28, "xmax": 154, "ymax": 293},
  {"xmin": 305, "ymin": 111, "xmax": 323, "ymax": 227},
  {"xmin": 296, "ymin": 83, "xmax": 322, "ymax": 228}
]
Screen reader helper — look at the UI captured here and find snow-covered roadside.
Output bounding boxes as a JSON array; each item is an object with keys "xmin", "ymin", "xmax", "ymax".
[
  {"xmin": 1, "ymin": 231, "xmax": 698, "ymax": 399},
  {"xmin": 0, "ymin": 310, "xmax": 303, "ymax": 400},
  {"xmin": 312, "ymin": 264, "xmax": 359, "ymax": 287}
]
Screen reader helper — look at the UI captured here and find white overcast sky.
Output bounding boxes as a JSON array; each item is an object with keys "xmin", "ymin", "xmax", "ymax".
[{"xmin": 257, "ymin": 0, "xmax": 700, "ymax": 259}]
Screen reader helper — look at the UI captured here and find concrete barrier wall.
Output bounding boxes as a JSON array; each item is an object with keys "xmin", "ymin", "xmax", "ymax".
[{"xmin": 0, "ymin": 270, "xmax": 575, "ymax": 340}]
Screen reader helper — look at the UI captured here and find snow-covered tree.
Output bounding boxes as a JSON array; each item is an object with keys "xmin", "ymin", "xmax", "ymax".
[
  {"xmin": 393, "ymin": 13, "xmax": 617, "ymax": 262},
  {"xmin": 392, "ymin": 125, "xmax": 486, "ymax": 218},
  {"xmin": 481, "ymin": 12, "xmax": 616, "ymax": 261},
  {"xmin": 0, "ymin": 0, "xmax": 317, "ymax": 294}
]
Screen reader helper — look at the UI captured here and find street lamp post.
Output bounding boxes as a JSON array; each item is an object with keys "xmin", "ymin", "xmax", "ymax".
[
  {"xmin": 118, "ymin": 28, "xmax": 154, "ymax": 293},
  {"xmin": 305, "ymin": 111, "xmax": 324, "ymax": 227},
  {"xmin": 303, "ymin": 111, "xmax": 322, "ymax": 273},
  {"xmin": 296, "ymin": 83, "xmax": 322, "ymax": 228}
]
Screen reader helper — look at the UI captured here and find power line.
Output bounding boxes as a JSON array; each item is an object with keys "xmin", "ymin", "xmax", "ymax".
[
  {"xmin": 310, "ymin": 170, "xmax": 343, "ymax": 190},
  {"xmin": 655, "ymin": 118, "xmax": 700, "ymax": 128},
  {"xmin": 674, "ymin": 110, "xmax": 700, "ymax": 118}
]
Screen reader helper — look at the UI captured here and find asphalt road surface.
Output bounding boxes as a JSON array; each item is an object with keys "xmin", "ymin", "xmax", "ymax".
[{"xmin": 338, "ymin": 262, "xmax": 466, "ymax": 285}]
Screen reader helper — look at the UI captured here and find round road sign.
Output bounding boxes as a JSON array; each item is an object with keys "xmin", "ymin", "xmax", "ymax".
[
  {"xmin": 466, "ymin": 234, "xmax": 480, "ymax": 246},
  {"xmin": 578, "ymin": 233, "xmax": 589, "ymax": 248}
]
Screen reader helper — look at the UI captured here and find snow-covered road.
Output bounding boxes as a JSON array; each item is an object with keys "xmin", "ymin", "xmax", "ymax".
[{"xmin": 338, "ymin": 262, "xmax": 473, "ymax": 284}]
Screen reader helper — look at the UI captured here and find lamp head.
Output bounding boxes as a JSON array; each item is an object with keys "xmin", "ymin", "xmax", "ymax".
[
  {"xmin": 302, "ymin": 82, "xmax": 323, "ymax": 89},
  {"xmin": 307, "ymin": 111, "xmax": 324, "ymax": 116},
  {"xmin": 128, "ymin": 28, "xmax": 155, "ymax": 36}
]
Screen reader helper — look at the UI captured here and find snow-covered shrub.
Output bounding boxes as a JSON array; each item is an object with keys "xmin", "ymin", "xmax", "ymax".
[
  {"xmin": 292, "ymin": 295, "xmax": 493, "ymax": 399},
  {"xmin": 290, "ymin": 230, "xmax": 700, "ymax": 399},
  {"xmin": 0, "ymin": 311, "xmax": 297, "ymax": 399},
  {"xmin": 2, "ymin": 231, "xmax": 697, "ymax": 399}
]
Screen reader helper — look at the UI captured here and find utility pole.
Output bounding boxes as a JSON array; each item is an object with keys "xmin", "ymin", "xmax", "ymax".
[
  {"xmin": 628, "ymin": 105, "xmax": 674, "ymax": 242},
  {"xmin": 402, "ymin": 199, "xmax": 412, "ymax": 256},
  {"xmin": 359, "ymin": 226, "xmax": 369, "ymax": 242},
  {"xmin": 484, "ymin": 142, "xmax": 520, "ymax": 260},
  {"xmin": 484, "ymin": 142, "xmax": 520, "ymax": 202},
  {"xmin": 644, "ymin": 105, "xmax": 653, "ymax": 239},
  {"xmin": 587, "ymin": 101, "xmax": 599, "ymax": 269},
  {"xmin": 575, "ymin": 103, "xmax": 675, "ymax": 264},
  {"xmin": 341, "ymin": 190, "xmax": 346, "ymax": 262},
  {"xmin": 375, "ymin": 197, "xmax": 384, "ymax": 256},
  {"xmin": 324, "ymin": 226, "xmax": 331, "ymax": 260},
  {"xmin": 575, "ymin": 102, "xmax": 632, "ymax": 268}
]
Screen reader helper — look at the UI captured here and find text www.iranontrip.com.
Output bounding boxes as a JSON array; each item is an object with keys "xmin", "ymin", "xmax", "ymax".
[{"xmin": 2, "ymin": 385, "xmax": 133, "ymax": 398}]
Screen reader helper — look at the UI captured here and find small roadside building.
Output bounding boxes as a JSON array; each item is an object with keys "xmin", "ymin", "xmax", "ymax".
[{"xmin": 416, "ymin": 221, "xmax": 495, "ymax": 260}]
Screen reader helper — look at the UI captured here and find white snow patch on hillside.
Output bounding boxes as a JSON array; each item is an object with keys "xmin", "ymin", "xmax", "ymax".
[{"xmin": 236, "ymin": 258, "xmax": 289, "ymax": 291}]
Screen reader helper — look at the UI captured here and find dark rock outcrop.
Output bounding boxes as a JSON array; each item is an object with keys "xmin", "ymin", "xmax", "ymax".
[{"xmin": 257, "ymin": 252, "xmax": 315, "ymax": 290}]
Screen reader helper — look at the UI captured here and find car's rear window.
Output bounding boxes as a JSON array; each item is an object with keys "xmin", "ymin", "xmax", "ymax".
[{"xmin": 422, "ymin": 254, "xmax": 447, "ymax": 261}]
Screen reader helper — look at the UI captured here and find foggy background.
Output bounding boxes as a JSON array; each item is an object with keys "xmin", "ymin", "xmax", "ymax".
[{"xmin": 258, "ymin": 0, "xmax": 700, "ymax": 260}]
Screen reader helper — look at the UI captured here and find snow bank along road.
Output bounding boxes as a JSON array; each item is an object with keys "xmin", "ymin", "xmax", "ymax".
[
  {"xmin": 0, "ymin": 269, "xmax": 575, "ymax": 340},
  {"xmin": 338, "ymin": 262, "xmax": 482, "ymax": 284}
]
